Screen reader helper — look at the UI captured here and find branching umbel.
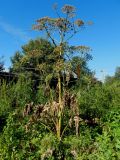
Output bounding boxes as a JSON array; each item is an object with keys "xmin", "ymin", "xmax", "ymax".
[
  {"xmin": 32, "ymin": 4, "xmax": 92, "ymax": 140},
  {"xmin": 33, "ymin": 5, "xmax": 86, "ymax": 45}
]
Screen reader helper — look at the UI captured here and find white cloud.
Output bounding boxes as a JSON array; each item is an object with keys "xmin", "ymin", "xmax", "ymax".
[{"xmin": 0, "ymin": 19, "xmax": 31, "ymax": 42}]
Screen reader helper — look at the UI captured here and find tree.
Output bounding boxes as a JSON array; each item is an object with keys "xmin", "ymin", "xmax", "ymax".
[
  {"xmin": 32, "ymin": 4, "xmax": 92, "ymax": 141},
  {"xmin": 10, "ymin": 38, "xmax": 55, "ymax": 81},
  {"xmin": 0, "ymin": 57, "xmax": 4, "ymax": 72},
  {"xmin": 105, "ymin": 66, "xmax": 120, "ymax": 84},
  {"xmin": 10, "ymin": 51, "xmax": 23, "ymax": 73},
  {"xmin": 115, "ymin": 66, "xmax": 120, "ymax": 80}
]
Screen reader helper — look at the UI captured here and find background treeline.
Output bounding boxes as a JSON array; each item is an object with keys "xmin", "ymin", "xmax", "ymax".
[{"xmin": 0, "ymin": 4, "xmax": 120, "ymax": 160}]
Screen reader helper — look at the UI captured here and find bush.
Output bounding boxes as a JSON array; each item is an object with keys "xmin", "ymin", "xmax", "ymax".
[{"xmin": 77, "ymin": 84, "xmax": 112, "ymax": 121}]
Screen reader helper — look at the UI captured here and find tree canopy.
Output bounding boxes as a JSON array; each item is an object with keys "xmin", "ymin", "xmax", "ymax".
[{"xmin": 0, "ymin": 57, "xmax": 4, "ymax": 72}]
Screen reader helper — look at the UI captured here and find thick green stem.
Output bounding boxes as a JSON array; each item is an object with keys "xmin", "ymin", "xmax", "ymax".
[
  {"xmin": 57, "ymin": 72, "xmax": 62, "ymax": 141},
  {"xmin": 56, "ymin": 36, "xmax": 63, "ymax": 141}
]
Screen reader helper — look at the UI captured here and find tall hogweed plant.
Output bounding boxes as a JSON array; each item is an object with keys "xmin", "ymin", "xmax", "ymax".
[{"xmin": 30, "ymin": 4, "xmax": 92, "ymax": 140}]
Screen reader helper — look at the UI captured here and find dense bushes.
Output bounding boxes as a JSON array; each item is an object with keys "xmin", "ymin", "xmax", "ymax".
[
  {"xmin": 0, "ymin": 76, "xmax": 120, "ymax": 159},
  {"xmin": 77, "ymin": 84, "xmax": 112, "ymax": 120},
  {"xmin": 0, "ymin": 76, "xmax": 33, "ymax": 132}
]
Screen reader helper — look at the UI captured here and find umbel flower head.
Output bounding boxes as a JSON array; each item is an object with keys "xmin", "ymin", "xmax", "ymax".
[
  {"xmin": 32, "ymin": 4, "xmax": 87, "ymax": 36},
  {"xmin": 62, "ymin": 4, "xmax": 76, "ymax": 16}
]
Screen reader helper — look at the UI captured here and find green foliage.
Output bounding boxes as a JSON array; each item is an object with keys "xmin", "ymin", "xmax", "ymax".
[
  {"xmin": 63, "ymin": 132, "xmax": 92, "ymax": 159},
  {"xmin": 0, "ymin": 68, "xmax": 120, "ymax": 159},
  {"xmin": 88, "ymin": 110, "xmax": 120, "ymax": 160},
  {"xmin": 0, "ymin": 76, "xmax": 33, "ymax": 134},
  {"xmin": 10, "ymin": 38, "xmax": 55, "ymax": 80},
  {"xmin": 77, "ymin": 84, "xmax": 112, "ymax": 120},
  {"xmin": 0, "ymin": 81, "xmax": 11, "ymax": 116},
  {"xmin": 0, "ymin": 62, "xmax": 4, "ymax": 72},
  {"xmin": 10, "ymin": 76, "xmax": 33, "ymax": 108},
  {"xmin": 0, "ymin": 76, "xmax": 33, "ymax": 113},
  {"xmin": 35, "ymin": 85, "xmax": 48, "ymax": 104},
  {"xmin": 105, "ymin": 66, "xmax": 120, "ymax": 83}
]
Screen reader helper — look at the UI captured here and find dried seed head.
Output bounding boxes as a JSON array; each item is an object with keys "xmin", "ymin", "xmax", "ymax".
[
  {"xmin": 75, "ymin": 19, "xmax": 84, "ymax": 27},
  {"xmin": 23, "ymin": 102, "xmax": 34, "ymax": 117},
  {"xmin": 74, "ymin": 115, "xmax": 79, "ymax": 136},
  {"xmin": 62, "ymin": 5, "xmax": 76, "ymax": 15},
  {"xmin": 71, "ymin": 150, "xmax": 77, "ymax": 158},
  {"xmin": 69, "ymin": 118, "xmax": 73, "ymax": 127}
]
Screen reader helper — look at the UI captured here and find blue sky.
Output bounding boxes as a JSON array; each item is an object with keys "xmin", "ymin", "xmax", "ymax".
[{"xmin": 0, "ymin": 0, "xmax": 120, "ymax": 80}]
